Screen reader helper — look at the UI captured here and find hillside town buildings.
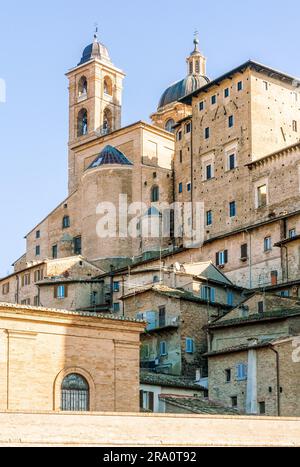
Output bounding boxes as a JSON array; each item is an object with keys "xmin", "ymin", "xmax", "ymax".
[{"xmin": 1, "ymin": 31, "xmax": 300, "ymax": 416}]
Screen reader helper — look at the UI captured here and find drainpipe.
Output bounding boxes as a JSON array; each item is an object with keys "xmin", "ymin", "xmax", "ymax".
[
  {"xmin": 109, "ymin": 265, "xmax": 114, "ymax": 311},
  {"xmin": 281, "ymin": 245, "xmax": 289, "ymax": 282},
  {"xmin": 16, "ymin": 275, "xmax": 20, "ymax": 304},
  {"xmin": 268, "ymin": 344, "xmax": 280, "ymax": 416},
  {"xmin": 245, "ymin": 229, "xmax": 252, "ymax": 289}
]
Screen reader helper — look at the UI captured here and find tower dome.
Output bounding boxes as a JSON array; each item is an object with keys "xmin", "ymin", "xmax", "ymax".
[
  {"xmin": 78, "ymin": 30, "xmax": 111, "ymax": 66},
  {"xmin": 157, "ymin": 34, "xmax": 209, "ymax": 110}
]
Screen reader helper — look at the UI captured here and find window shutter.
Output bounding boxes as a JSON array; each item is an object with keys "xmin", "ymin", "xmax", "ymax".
[
  {"xmin": 149, "ymin": 392, "xmax": 154, "ymax": 412},
  {"xmin": 224, "ymin": 250, "xmax": 228, "ymax": 264},
  {"xmin": 139, "ymin": 390, "xmax": 143, "ymax": 409},
  {"xmin": 64, "ymin": 285, "xmax": 68, "ymax": 298},
  {"xmin": 54, "ymin": 286, "xmax": 57, "ymax": 299},
  {"xmin": 211, "ymin": 288, "xmax": 215, "ymax": 303},
  {"xmin": 216, "ymin": 252, "xmax": 219, "ymax": 266}
]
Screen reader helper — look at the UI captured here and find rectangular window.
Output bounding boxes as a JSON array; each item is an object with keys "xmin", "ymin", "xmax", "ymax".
[
  {"xmin": 36, "ymin": 230, "xmax": 40, "ymax": 239},
  {"xmin": 293, "ymin": 120, "xmax": 298, "ymax": 132},
  {"xmin": 159, "ymin": 306, "xmax": 166, "ymax": 327},
  {"xmin": 178, "ymin": 182, "xmax": 183, "ymax": 194},
  {"xmin": 57, "ymin": 285, "xmax": 66, "ymax": 299},
  {"xmin": 187, "ymin": 182, "xmax": 191, "ymax": 192},
  {"xmin": 258, "ymin": 301, "xmax": 264, "ymax": 314},
  {"xmin": 228, "ymin": 115, "xmax": 234, "ymax": 128},
  {"xmin": 227, "ymin": 291, "xmax": 234, "ymax": 306},
  {"xmin": 201, "ymin": 286, "xmax": 215, "ymax": 303},
  {"xmin": 179, "ymin": 150, "xmax": 183, "ymax": 163},
  {"xmin": 231, "ymin": 396, "xmax": 238, "ymax": 408},
  {"xmin": 263, "ymin": 81, "xmax": 269, "ymax": 90},
  {"xmin": 211, "ymin": 95, "xmax": 217, "ymax": 105},
  {"xmin": 2, "ymin": 283, "xmax": 9, "ymax": 295},
  {"xmin": 289, "ymin": 228, "xmax": 296, "ymax": 238},
  {"xmin": 199, "ymin": 101, "xmax": 205, "ymax": 111},
  {"xmin": 236, "ymin": 363, "xmax": 247, "ymax": 381},
  {"xmin": 237, "ymin": 81, "xmax": 243, "ymax": 91},
  {"xmin": 140, "ymin": 390, "xmax": 154, "ymax": 412},
  {"xmin": 241, "ymin": 243, "xmax": 248, "ymax": 260},
  {"xmin": 52, "ymin": 245, "xmax": 58, "ymax": 259},
  {"xmin": 185, "ymin": 338, "xmax": 194, "ymax": 354},
  {"xmin": 34, "ymin": 269, "xmax": 42, "ymax": 282},
  {"xmin": 271, "ymin": 270, "xmax": 278, "ymax": 286},
  {"xmin": 35, "ymin": 245, "xmax": 40, "ymax": 256},
  {"xmin": 22, "ymin": 273, "xmax": 31, "ymax": 287},
  {"xmin": 264, "ymin": 236, "xmax": 272, "ymax": 251},
  {"xmin": 74, "ymin": 236, "xmax": 82, "ymax": 255},
  {"xmin": 257, "ymin": 185, "xmax": 267, "ymax": 208},
  {"xmin": 224, "ymin": 88, "xmax": 230, "ymax": 98},
  {"xmin": 229, "ymin": 201, "xmax": 236, "ymax": 218},
  {"xmin": 113, "ymin": 282, "xmax": 120, "ymax": 292},
  {"xmin": 205, "ymin": 127, "xmax": 210, "ymax": 139},
  {"xmin": 113, "ymin": 302, "xmax": 120, "ymax": 312},
  {"xmin": 280, "ymin": 290, "xmax": 289, "ymax": 297},
  {"xmin": 206, "ymin": 164, "xmax": 212, "ymax": 180},
  {"xmin": 34, "ymin": 295, "xmax": 39, "ymax": 306},
  {"xmin": 259, "ymin": 401, "xmax": 266, "ymax": 415},
  {"xmin": 206, "ymin": 210, "xmax": 212, "ymax": 226},
  {"xmin": 160, "ymin": 341, "xmax": 167, "ymax": 356},
  {"xmin": 225, "ymin": 369, "xmax": 231, "ymax": 382},
  {"xmin": 185, "ymin": 122, "xmax": 191, "ymax": 133},
  {"xmin": 228, "ymin": 153, "xmax": 236, "ymax": 170},
  {"xmin": 216, "ymin": 250, "xmax": 228, "ymax": 266}
]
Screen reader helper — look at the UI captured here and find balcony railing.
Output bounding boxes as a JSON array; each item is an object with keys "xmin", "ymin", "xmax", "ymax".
[{"xmin": 145, "ymin": 316, "xmax": 180, "ymax": 332}]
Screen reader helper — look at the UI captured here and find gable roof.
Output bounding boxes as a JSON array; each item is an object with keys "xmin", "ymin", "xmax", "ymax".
[
  {"xmin": 140, "ymin": 371, "xmax": 206, "ymax": 391},
  {"xmin": 159, "ymin": 395, "xmax": 241, "ymax": 415},
  {"xmin": 122, "ymin": 284, "xmax": 233, "ymax": 309}
]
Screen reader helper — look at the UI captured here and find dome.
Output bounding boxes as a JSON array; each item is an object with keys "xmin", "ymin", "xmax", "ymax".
[
  {"xmin": 78, "ymin": 37, "xmax": 111, "ymax": 66},
  {"xmin": 158, "ymin": 74, "xmax": 210, "ymax": 110},
  {"xmin": 87, "ymin": 145, "xmax": 133, "ymax": 169}
]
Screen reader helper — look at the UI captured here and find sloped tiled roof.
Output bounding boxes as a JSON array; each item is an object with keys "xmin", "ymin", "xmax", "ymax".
[
  {"xmin": 140, "ymin": 371, "xmax": 206, "ymax": 391},
  {"xmin": 159, "ymin": 395, "xmax": 241, "ymax": 415},
  {"xmin": 208, "ymin": 308, "xmax": 300, "ymax": 329},
  {"xmin": 87, "ymin": 145, "xmax": 133, "ymax": 169}
]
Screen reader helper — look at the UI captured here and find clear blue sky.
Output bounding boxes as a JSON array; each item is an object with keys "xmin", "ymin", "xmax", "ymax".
[{"xmin": 0, "ymin": 0, "xmax": 300, "ymax": 277}]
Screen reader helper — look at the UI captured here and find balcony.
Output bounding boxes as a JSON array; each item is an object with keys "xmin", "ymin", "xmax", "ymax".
[{"xmin": 145, "ymin": 316, "xmax": 180, "ymax": 333}]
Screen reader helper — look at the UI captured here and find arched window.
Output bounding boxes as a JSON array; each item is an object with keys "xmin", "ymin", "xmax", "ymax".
[
  {"xmin": 62, "ymin": 215, "xmax": 70, "ymax": 229},
  {"xmin": 165, "ymin": 119, "xmax": 175, "ymax": 134},
  {"xmin": 78, "ymin": 76, "xmax": 88, "ymax": 97},
  {"xmin": 77, "ymin": 109, "xmax": 88, "ymax": 136},
  {"xmin": 151, "ymin": 185, "xmax": 159, "ymax": 203},
  {"xmin": 102, "ymin": 108, "xmax": 112, "ymax": 135},
  {"xmin": 103, "ymin": 76, "xmax": 113, "ymax": 95},
  {"xmin": 61, "ymin": 373, "xmax": 89, "ymax": 411}
]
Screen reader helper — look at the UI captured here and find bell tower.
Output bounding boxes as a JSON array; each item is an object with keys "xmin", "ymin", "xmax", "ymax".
[{"xmin": 66, "ymin": 30, "xmax": 125, "ymax": 194}]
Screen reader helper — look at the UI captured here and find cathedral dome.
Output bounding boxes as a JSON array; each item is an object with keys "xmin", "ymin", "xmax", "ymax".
[
  {"xmin": 158, "ymin": 74, "xmax": 210, "ymax": 110},
  {"xmin": 78, "ymin": 33, "xmax": 111, "ymax": 66},
  {"xmin": 157, "ymin": 35, "xmax": 210, "ymax": 110}
]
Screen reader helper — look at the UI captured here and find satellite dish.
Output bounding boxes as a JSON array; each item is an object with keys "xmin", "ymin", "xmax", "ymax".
[{"xmin": 174, "ymin": 262, "xmax": 181, "ymax": 271}]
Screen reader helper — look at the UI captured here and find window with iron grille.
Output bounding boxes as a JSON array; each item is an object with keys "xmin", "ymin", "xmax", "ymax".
[{"xmin": 61, "ymin": 373, "xmax": 89, "ymax": 412}]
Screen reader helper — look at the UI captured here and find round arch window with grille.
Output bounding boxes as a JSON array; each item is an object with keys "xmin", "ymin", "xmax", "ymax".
[{"xmin": 61, "ymin": 373, "xmax": 90, "ymax": 411}]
